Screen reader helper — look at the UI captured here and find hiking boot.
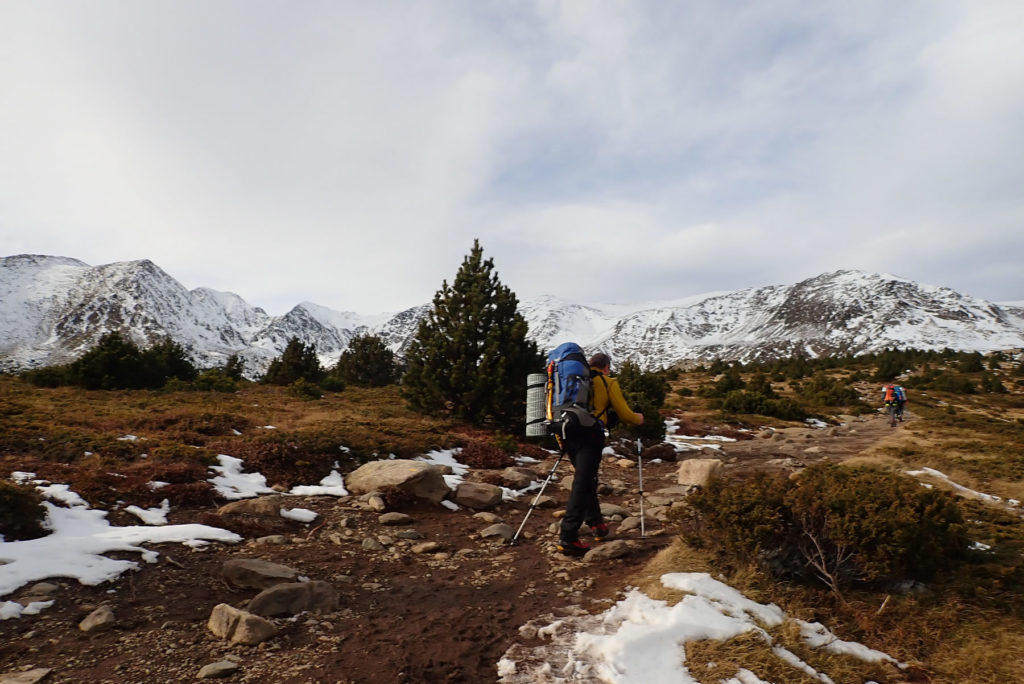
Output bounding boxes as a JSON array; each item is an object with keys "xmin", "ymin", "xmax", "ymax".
[
  {"xmin": 557, "ymin": 539, "xmax": 590, "ymax": 557},
  {"xmin": 590, "ymin": 523, "xmax": 611, "ymax": 542}
]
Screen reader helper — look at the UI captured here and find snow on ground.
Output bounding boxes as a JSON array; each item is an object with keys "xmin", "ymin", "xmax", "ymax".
[
  {"xmin": 498, "ymin": 572, "xmax": 903, "ymax": 683},
  {"xmin": 905, "ymin": 466, "xmax": 1016, "ymax": 506},
  {"xmin": 664, "ymin": 418, "xmax": 737, "ymax": 454},
  {"xmin": 208, "ymin": 454, "xmax": 278, "ymax": 499},
  {"xmin": 0, "ymin": 483, "xmax": 241, "ymax": 618},
  {"xmin": 124, "ymin": 499, "xmax": 170, "ymax": 525},
  {"xmin": 1, "ymin": 455, "xmax": 357, "ymax": 618}
]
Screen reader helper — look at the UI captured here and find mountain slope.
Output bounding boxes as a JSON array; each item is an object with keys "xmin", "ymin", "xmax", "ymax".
[{"xmin": 1, "ymin": 255, "xmax": 1022, "ymax": 375}]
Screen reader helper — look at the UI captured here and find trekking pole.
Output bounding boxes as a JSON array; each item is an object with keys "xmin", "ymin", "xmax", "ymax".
[
  {"xmin": 636, "ymin": 437, "xmax": 646, "ymax": 538},
  {"xmin": 510, "ymin": 449, "xmax": 565, "ymax": 546}
]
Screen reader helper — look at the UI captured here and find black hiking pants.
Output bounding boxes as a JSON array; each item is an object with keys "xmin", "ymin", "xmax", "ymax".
[{"xmin": 560, "ymin": 426, "xmax": 605, "ymax": 543}]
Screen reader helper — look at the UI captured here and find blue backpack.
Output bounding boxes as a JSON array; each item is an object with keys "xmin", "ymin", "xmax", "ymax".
[{"xmin": 546, "ymin": 342, "xmax": 598, "ymax": 433}]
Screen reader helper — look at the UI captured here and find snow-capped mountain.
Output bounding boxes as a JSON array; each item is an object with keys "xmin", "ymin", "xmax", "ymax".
[{"xmin": 1, "ymin": 255, "xmax": 1022, "ymax": 377}]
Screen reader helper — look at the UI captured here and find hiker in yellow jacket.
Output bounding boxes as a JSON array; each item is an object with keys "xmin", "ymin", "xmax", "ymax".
[{"xmin": 558, "ymin": 352, "xmax": 644, "ymax": 556}]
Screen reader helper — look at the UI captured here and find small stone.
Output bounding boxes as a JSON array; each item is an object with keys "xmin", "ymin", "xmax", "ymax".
[
  {"xmin": 0, "ymin": 667, "xmax": 53, "ymax": 684},
  {"xmin": 378, "ymin": 512, "xmax": 413, "ymax": 526},
  {"xmin": 79, "ymin": 605, "xmax": 115, "ymax": 632},
  {"xmin": 479, "ymin": 523, "xmax": 515, "ymax": 541},
  {"xmin": 253, "ymin": 535, "xmax": 289, "ymax": 545},
  {"xmin": 412, "ymin": 541, "xmax": 442, "ymax": 554},
  {"xmin": 197, "ymin": 660, "xmax": 240, "ymax": 679}
]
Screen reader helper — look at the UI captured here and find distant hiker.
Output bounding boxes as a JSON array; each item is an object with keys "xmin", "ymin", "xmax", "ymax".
[
  {"xmin": 894, "ymin": 384, "xmax": 907, "ymax": 420},
  {"xmin": 558, "ymin": 352, "xmax": 644, "ymax": 557},
  {"xmin": 882, "ymin": 383, "xmax": 907, "ymax": 422}
]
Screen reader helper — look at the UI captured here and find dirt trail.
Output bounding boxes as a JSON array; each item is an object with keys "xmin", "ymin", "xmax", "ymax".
[{"xmin": 0, "ymin": 414, "xmax": 911, "ymax": 683}]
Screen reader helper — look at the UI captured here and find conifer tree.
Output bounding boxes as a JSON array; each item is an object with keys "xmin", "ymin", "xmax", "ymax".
[
  {"xmin": 331, "ymin": 334, "xmax": 398, "ymax": 387},
  {"xmin": 402, "ymin": 240, "xmax": 543, "ymax": 427},
  {"xmin": 263, "ymin": 337, "xmax": 324, "ymax": 385}
]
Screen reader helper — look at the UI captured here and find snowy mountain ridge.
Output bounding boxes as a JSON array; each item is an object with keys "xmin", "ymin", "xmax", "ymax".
[{"xmin": 1, "ymin": 254, "xmax": 1022, "ymax": 377}]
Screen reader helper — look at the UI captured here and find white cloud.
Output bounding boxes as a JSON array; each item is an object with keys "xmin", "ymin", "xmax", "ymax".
[{"xmin": 1, "ymin": 1, "xmax": 1022, "ymax": 312}]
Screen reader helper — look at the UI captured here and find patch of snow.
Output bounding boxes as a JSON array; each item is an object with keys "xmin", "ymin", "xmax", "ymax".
[
  {"xmin": 208, "ymin": 455, "xmax": 277, "ymax": 500},
  {"xmin": 289, "ymin": 470, "xmax": 348, "ymax": 497},
  {"xmin": 0, "ymin": 499, "xmax": 240, "ymax": 598},
  {"xmin": 124, "ymin": 499, "xmax": 170, "ymax": 525},
  {"xmin": 280, "ymin": 508, "xmax": 318, "ymax": 523}
]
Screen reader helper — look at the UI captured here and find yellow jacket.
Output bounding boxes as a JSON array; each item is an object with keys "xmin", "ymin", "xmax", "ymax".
[{"xmin": 590, "ymin": 367, "xmax": 643, "ymax": 426}]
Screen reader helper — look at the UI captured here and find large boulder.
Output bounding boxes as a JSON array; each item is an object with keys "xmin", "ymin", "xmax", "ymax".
[
  {"xmin": 676, "ymin": 458, "xmax": 723, "ymax": 489},
  {"xmin": 247, "ymin": 581, "xmax": 339, "ymax": 617},
  {"xmin": 345, "ymin": 460, "xmax": 451, "ymax": 503}
]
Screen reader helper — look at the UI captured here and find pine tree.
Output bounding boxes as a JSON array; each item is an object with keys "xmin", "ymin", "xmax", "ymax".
[
  {"xmin": 263, "ymin": 337, "xmax": 324, "ymax": 385},
  {"xmin": 402, "ymin": 240, "xmax": 543, "ymax": 427},
  {"xmin": 331, "ymin": 334, "xmax": 398, "ymax": 387}
]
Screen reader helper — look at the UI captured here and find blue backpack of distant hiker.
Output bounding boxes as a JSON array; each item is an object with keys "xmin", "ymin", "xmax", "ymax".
[{"xmin": 545, "ymin": 342, "xmax": 598, "ymax": 433}]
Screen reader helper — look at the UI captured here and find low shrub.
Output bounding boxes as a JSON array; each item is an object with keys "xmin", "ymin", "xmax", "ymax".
[
  {"xmin": 458, "ymin": 440, "xmax": 517, "ymax": 469},
  {"xmin": 288, "ymin": 378, "xmax": 324, "ymax": 400},
  {"xmin": 681, "ymin": 464, "xmax": 968, "ymax": 594},
  {"xmin": 0, "ymin": 481, "xmax": 48, "ymax": 541},
  {"xmin": 720, "ymin": 391, "xmax": 808, "ymax": 421}
]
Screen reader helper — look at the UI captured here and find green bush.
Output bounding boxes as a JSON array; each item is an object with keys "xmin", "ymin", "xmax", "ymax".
[
  {"xmin": 263, "ymin": 338, "xmax": 324, "ymax": 386},
  {"xmin": 288, "ymin": 378, "xmax": 323, "ymax": 400},
  {"xmin": 331, "ymin": 334, "xmax": 399, "ymax": 387},
  {"xmin": 616, "ymin": 360, "xmax": 669, "ymax": 440},
  {"xmin": 801, "ymin": 374, "xmax": 865, "ymax": 408},
  {"xmin": 682, "ymin": 465, "xmax": 968, "ymax": 592},
  {"xmin": 720, "ymin": 390, "xmax": 808, "ymax": 421},
  {"xmin": 0, "ymin": 481, "xmax": 49, "ymax": 541},
  {"xmin": 22, "ymin": 333, "xmax": 197, "ymax": 390}
]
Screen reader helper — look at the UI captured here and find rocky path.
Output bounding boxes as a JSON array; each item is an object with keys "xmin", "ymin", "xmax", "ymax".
[{"xmin": 0, "ymin": 414, "xmax": 907, "ymax": 684}]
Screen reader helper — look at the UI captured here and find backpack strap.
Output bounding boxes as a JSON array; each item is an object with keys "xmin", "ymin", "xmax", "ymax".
[{"xmin": 592, "ymin": 372, "xmax": 611, "ymax": 421}]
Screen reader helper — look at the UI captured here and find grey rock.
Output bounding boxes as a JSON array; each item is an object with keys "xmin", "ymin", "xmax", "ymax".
[
  {"xmin": 395, "ymin": 529, "xmax": 424, "ymax": 540},
  {"xmin": 345, "ymin": 460, "xmax": 451, "ymax": 503},
  {"xmin": 217, "ymin": 495, "xmax": 286, "ymax": 516},
  {"xmin": 499, "ymin": 468, "xmax": 535, "ymax": 489},
  {"xmin": 208, "ymin": 604, "xmax": 278, "ymax": 645},
  {"xmin": 412, "ymin": 541, "xmax": 443, "ymax": 554},
  {"xmin": 252, "ymin": 535, "xmax": 289, "ymax": 545},
  {"xmin": 452, "ymin": 482, "xmax": 503, "ymax": 510},
  {"xmin": 221, "ymin": 559, "xmax": 300, "ymax": 590},
  {"xmin": 480, "ymin": 523, "xmax": 515, "ymax": 541},
  {"xmin": 585, "ymin": 540, "xmax": 632, "ymax": 561},
  {"xmin": 677, "ymin": 458, "xmax": 723, "ymax": 488},
  {"xmin": 362, "ymin": 538, "xmax": 385, "ymax": 551},
  {"xmin": 378, "ymin": 512, "xmax": 413, "ymax": 526},
  {"xmin": 247, "ymin": 581, "xmax": 339, "ymax": 617},
  {"xmin": 617, "ymin": 517, "xmax": 641, "ymax": 533},
  {"xmin": 197, "ymin": 660, "xmax": 240, "ymax": 679},
  {"xmin": 0, "ymin": 668, "xmax": 53, "ymax": 684},
  {"xmin": 472, "ymin": 512, "xmax": 503, "ymax": 523},
  {"xmin": 78, "ymin": 605, "xmax": 115, "ymax": 632},
  {"xmin": 599, "ymin": 503, "xmax": 629, "ymax": 518}
]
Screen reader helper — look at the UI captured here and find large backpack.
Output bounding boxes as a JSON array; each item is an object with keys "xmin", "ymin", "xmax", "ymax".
[{"xmin": 546, "ymin": 342, "xmax": 598, "ymax": 434}]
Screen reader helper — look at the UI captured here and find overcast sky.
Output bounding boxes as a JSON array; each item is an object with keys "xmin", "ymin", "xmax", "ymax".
[{"xmin": 2, "ymin": 1, "xmax": 1023, "ymax": 315}]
